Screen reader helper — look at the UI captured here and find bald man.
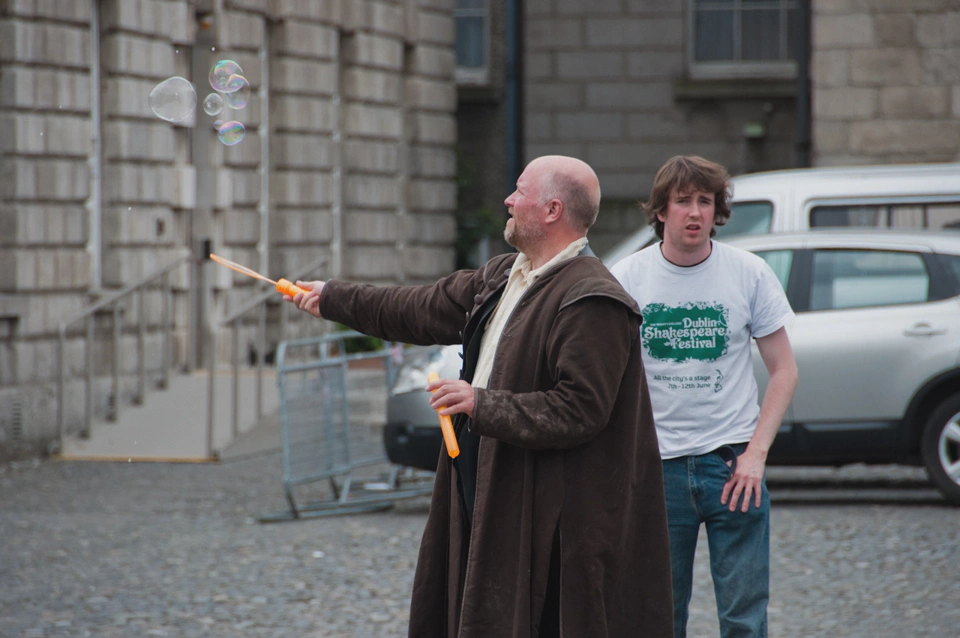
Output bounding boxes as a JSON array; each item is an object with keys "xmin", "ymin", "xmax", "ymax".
[{"xmin": 289, "ymin": 156, "xmax": 673, "ymax": 637}]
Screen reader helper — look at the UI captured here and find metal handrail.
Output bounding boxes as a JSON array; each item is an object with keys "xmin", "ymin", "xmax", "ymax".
[
  {"xmin": 56, "ymin": 252, "xmax": 192, "ymax": 451},
  {"xmin": 206, "ymin": 255, "xmax": 329, "ymax": 457}
]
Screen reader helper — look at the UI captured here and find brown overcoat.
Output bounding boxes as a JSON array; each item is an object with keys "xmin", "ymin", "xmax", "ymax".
[{"xmin": 320, "ymin": 252, "xmax": 673, "ymax": 637}]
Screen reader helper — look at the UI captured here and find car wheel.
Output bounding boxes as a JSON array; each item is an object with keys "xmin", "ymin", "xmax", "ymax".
[{"xmin": 921, "ymin": 394, "xmax": 960, "ymax": 505}]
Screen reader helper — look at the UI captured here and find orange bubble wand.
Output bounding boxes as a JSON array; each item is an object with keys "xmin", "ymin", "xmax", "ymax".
[
  {"xmin": 209, "ymin": 254, "xmax": 307, "ymax": 297},
  {"xmin": 427, "ymin": 371, "xmax": 460, "ymax": 458}
]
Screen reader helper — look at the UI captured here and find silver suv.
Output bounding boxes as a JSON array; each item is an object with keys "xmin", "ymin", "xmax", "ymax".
[{"xmin": 385, "ymin": 229, "xmax": 960, "ymax": 504}]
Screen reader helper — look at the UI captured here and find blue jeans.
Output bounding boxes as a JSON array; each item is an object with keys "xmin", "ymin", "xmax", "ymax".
[{"xmin": 662, "ymin": 443, "xmax": 770, "ymax": 638}]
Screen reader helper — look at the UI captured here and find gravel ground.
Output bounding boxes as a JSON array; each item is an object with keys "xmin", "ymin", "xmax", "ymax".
[{"xmin": 2, "ymin": 454, "xmax": 959, "ymax": 637}]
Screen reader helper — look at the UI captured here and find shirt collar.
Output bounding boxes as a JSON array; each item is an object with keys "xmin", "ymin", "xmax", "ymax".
[{"xmin": 512, "ymin": 237, "xmax": 590, "ymax": 285}]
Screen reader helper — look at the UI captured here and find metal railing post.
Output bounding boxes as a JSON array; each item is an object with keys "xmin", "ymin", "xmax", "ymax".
[
  {"xmin": 161, "ymin": 272, "xmax": 170, "ymax": 390},
  {"xmin": 231, "ymin": 320, "xmax": 240, "ymax": 441},
  {"xmin": 198, "ymin": 254, "xmax": 207, "ymax": 371},
  {"xmin": 206, "ymin": 330, "xmax": 216, "ymax": 459},
  {"xmin": 280, "ymin": 297, "xmax": 289, "ymax": 344},
  {"xmin": 257, "ymin": 302, "xmax": 266, "ymax": 421},
  {"xmin": 111, "ymin": 305, "xmax": 120, "ymax": 421},
  {"xmin": 136, "ymin": 288, "xmax": 145, "ymax": 404},
  {"xmin": 85, "ymin": 316, "xmax": 94, "ymax": 435},
  {"xmin": 57, "ymin": 328, "xmax": 66, "ymax": 452}
]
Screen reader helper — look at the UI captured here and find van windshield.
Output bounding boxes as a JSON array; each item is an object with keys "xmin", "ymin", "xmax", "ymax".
[{"xmin": 716, "ymin": 201, "xmax": 774, "ymax": 238}]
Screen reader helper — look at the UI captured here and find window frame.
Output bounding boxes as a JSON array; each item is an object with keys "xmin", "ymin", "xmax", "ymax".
[
  {"xmin": 687, "ymin": 0, "xmax": 799, "ymax": 81},
  {"xmin": 454, "ymin": 0, "xmax": 491, "ymax": 86}
]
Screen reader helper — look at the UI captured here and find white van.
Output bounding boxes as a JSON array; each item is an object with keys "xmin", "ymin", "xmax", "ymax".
[{"xmin": 602, "ymin": 162, "xmax": 960, "ymax": 265}]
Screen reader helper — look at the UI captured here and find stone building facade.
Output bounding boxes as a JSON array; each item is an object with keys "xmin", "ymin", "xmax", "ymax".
[
  {"xmin": 0, "ymin": 0, "xmax": 458, "ymax": 454},
  {"xmin": 522, "ymin": 0, "xmax": 801, "ymax": 255},
  {"xmin": 518, "ymin": 0, "xmax": 960, "ymax": 255},
  {"xmin": 810, "ymin": 1, "xmax": 960, "ymax": 166}
]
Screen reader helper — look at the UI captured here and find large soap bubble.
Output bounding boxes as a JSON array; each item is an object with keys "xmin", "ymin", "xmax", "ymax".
[
  {"xmin": 217, "ymin": 121, "xmax": 245, "ymax": 146},
  {"xmin": 209, "ymin": 60, "xmax": 244, "ymax": 92},
  {"xmin": 148, "ymin": 77, "xmax": 196, "ymax": 123},
  {"xmin": 202, "ymin": 93, "xmax": 223, "ymax": 116},
  {"xmin": 222, "ymin": 76, "xmax": 251, "ymax": 110}
]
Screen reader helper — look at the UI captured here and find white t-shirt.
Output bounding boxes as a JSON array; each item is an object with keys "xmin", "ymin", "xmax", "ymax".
[{"xmin": 611, "ymin": 241, "xmax": 794, "ymax": 459}]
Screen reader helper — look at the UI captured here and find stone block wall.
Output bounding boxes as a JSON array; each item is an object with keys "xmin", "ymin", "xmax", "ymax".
[
  {"xmin": 268, "ymin": 0, "xmax": 456, "ymax": 285},
  {"xmin": 0, "ymin": 0, "xmax": 97, "ymax": 454},
  {"xmin": 811, "ymin": 0, "xmax": 960, "ymax": 165},
  {"xmin": 0, "ymin": 0, "xmax": 458, "ymax": 452},
  {"xmin": 523, "ymin": 0, "xmax": 798, "ymax": 207}
]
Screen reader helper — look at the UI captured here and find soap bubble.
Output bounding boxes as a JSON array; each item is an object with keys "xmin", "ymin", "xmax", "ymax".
[
  {"xmin": 209, "ymin": 60, "xmax": 243, "ymax": 92},
  {"xmin": 217, "ymin": 121, "xmax": 245, "ymax": 146},
  {"xmin": 222, "ymin": 76, "xmax": 250, "ymax": 109},
  {"xmin": 224, "ymin": 73, "xmax": 247, "ymax": 93},
  {"xmin": 202, "ymin": 93, "xmax": 223, "ymax": 116},
  {"xmin": 213, "ymin": 119, "xmax": 223, "ymax": 129},
  {"xmin": 148, "ymin": 77, "xmax": 196, "ymax": 123}
]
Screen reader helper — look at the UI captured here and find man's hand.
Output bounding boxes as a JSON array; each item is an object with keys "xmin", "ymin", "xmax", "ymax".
[
  {"xmin": 426, "ymin": 378, "xmax": 475, "ymax": 419},
  {"xmin": 287, "ymin": 280, "xmax": 325, "ymax": 318},
  {"xmin": 721, "ymin": 446, "xmax": 767, "ymax": 512}
]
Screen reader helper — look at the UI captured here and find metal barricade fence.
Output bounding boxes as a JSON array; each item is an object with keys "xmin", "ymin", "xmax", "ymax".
[{"xmin": 259, "ymin": 331, "xmax": 435, "ymax": 522}]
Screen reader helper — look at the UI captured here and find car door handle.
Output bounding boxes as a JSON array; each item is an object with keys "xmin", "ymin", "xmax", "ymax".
[{"xmin": 903, "ymin": 323, "xmax": 947, "ymax": 337}]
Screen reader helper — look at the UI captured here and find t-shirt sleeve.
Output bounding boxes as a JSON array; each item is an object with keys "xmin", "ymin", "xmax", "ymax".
[
  {"xmin": 609, "ymin": 258, "xmax": 633, "ymax": 294},
  {"xmin": 750, "ymin": 261, "xmax": 795, "ymax": 338}
]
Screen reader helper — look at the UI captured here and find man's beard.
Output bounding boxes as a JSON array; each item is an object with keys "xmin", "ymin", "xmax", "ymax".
[{"xmin": 504, "ymin": 215, "xmax": 546, "ymax": 253}]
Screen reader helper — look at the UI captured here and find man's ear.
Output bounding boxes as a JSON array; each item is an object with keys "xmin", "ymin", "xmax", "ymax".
[{"xmin": 545, "ymin": 199, "xmax": 564, "ymax": 224}]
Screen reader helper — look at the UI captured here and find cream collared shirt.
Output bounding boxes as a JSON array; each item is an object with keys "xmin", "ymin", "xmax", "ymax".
[{"xmin": 471, "ymin": 237, "xmax": 589, "ymax": 390}]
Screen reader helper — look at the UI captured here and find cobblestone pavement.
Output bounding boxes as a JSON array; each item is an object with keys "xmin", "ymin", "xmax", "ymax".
[{"xmin": 2, "ymin": 455, "xmax": 959, "ymax": 637}]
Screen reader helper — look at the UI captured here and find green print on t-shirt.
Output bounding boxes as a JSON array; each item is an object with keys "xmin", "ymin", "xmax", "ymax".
[{"xmin": 641, "ymin": 302, "xmax": 729, "ymax": 363}]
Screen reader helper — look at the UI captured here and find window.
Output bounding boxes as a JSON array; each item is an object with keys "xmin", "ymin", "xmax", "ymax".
[
  {"xmin": 690, "ymin": 0, "xmax": 800, "ymax": 80},
  {"xmin": 810, "ymin": 250, "xmax": 930, "ymax": 311},
  {"xmin": 455, "ymin": 0, "xmax": 489, "ymax": 85},
  {"xmin": 717, "ymin": 201, "xmax": 773, "ymax": 238},
  {"xmin": 755, "ymin": 250, "xmax": 792, "ymax": 290},
  {"xmin": 810, "ymin": 201, "xmax": 960, "ymax": 230},
  {"xmin": 943, "ymin": 255, "xmax": 960, "ymax": 284}
]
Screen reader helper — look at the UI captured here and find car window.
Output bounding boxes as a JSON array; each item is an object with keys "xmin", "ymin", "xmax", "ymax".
[
  {"xmin": 754, "ymin": 250, "xmax": 792, "ymax": 291},
  {"xmin": 810, "ymin": 250, "xmax": 930, "ymax": 311},
  {"xmin": 809, "ymin": 201, "xmax": 960, "ymax": 230},
  {"xmin": 942, "ymin": 254, "xmax": 960, "ymax": 285},
  {"xmin": 716, "ymin": 201, "xmax": 773, "ymax": 238}
]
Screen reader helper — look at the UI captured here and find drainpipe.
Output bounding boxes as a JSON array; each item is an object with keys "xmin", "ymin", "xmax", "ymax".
[
  {"xmin": 86, "ymin": 0, "xmax": 102, "ymax": 290},
  {"xmin": 795, "ymin": 0, "xmax": 811, "ymax": 167},
  {"xmin": 504, "ymin": 0, "xmax": 523, "ymax": 194},
  {"xmin": 396, "ymin": 45, "xmax": 411, "ymax": 284}
]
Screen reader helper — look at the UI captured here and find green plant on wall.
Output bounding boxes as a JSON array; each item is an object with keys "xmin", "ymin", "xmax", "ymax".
[{"xmin": 454, "ymin": 148, "xmax": 506, "ymax": 269}]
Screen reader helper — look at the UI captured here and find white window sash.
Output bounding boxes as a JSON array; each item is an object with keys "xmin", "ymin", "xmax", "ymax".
[
  {"xmin": 687, "ymin": 0, "xmax": 798, "ymax": 80},
  {"xmin": 455, "ymin": 0, "xmax": 491, "ymax": 86}
]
